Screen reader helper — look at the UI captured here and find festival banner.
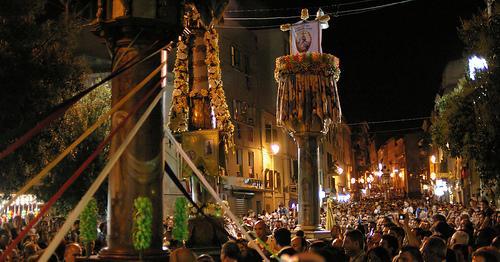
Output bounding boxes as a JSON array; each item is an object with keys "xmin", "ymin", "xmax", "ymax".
[
  {"xmin": 181, "ymin": 129, "xmax": 220, "ymax": 177},
  {"xmin": 290, "ymin": 20, "xmax": 322, "ymax": 54}
]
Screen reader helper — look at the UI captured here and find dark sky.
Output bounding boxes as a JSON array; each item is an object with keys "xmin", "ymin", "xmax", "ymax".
[{"xmin": 226, "ymin": 0, "xmax": 486, "ymax": 134}]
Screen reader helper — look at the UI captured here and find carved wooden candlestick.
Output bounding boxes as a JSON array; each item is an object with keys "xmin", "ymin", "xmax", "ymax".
[{"xmin": 275, "ymin": 53, "xmax": 340, "ymax": 231}]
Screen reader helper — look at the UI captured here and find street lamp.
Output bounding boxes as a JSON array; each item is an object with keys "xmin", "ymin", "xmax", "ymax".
[
  {"xmin": 430, "ymin": 155, "xmax": 437, "ymax": 164},
  {"xmin": 271, "ymin": 143, "xmax": 280, "ymax": 155},
  {"xmin": 468, "ymin": 55, "xmax": 488, "ymax": 80}
]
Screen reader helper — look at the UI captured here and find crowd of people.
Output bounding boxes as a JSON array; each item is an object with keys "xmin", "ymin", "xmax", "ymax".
[
  {"xmin": 0, "ymin": 196, "xmax": 499, "ymax": 261},
  {"xmin": 166, "ymin": 196, "xmax": 500, "ymax": 262},
  {"xmin": 0, "ymin": 214, "xmax": 105, "ymax": 261}
]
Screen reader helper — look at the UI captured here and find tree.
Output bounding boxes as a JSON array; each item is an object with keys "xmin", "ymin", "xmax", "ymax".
[
  {"xmin": 431, "ymin": 6, "xmax": 500, "ymax": 200},
  {"xmin": 0, "ymin": 1, "xmax": 110, "ymax": 213}
]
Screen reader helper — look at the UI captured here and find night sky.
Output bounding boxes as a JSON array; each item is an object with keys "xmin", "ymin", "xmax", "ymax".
[{"xmin": 226, "ymin": 0, "xmax": 486, "ymax": 134}]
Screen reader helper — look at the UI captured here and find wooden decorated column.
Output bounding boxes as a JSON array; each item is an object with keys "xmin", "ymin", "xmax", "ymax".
[
  {"xmin": 275, "ymin": 54, "xmax": 341, "ymax": 233},
  {"xmin": 92, "ymin": 0, "xmax": 183, "ymax": 260}
]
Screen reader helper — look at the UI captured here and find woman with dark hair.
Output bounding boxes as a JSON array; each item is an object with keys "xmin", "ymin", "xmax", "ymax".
[{"xmin": 365, "ymin": 246, "xmax": 391, "ymax": 262}]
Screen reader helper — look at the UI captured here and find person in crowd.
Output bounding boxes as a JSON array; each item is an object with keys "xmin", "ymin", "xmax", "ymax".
[
  {"xmin": 170, "ymin": 247, "xmax": 198, "ymax": 262},
  {"xmin": 248, "ymin": 219, "xmax": 277, "ymax": 256},
  {"xmin": 291, "ymin": 236, "xmax": 307, "ymax": 253},
  {"xmin": 380, "ymin": 234, "xmax": 399, "ymax": 259},
  {"xmin": 274, "ymin": 228, "xmax": 296, "ymax": 258},
  {"xmin": 197, "ymin": 254, "xmax": 215, "ymax": 262},
  {"xmin": 395, "ymin": 246, "xmax": 424, "ymax": 262},
  {"xmin": 471, "ymin": 246, "xmax": 500, "ymax": 262},
  {"xmin": 420, "ymin": 236, "xmax": 447, "ymax": 262},
  {"xmin": 365, "ymin": 246, "xmax": 391, "ymax": 262},
  {"xmin": 450, "ymin": 230, "xmax": 470, "ymax": 247},
  {"xmin": 342, "ymin": 229, "xmax": 366, "ymax": 262},
  {"xmin": 221, "ymin": 241, "xmax": 241, "ymax": 262},
  {"xmin": 452, "ymin": 244, "xmax": 470, "ymax": 262}
]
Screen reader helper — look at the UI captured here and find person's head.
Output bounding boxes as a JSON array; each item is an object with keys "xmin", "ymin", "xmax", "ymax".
[
  {"xmin": 197, "ymin": 254, "xmax": 215, "ymax": 262},
  {"xmin": 274, "ymin": 228, "xmax": 291, "ymax": 248},
  {"xmin": 330, "ymin": 225, "xmax": 341, "ymax": 239},
  {"xmin": 472, "ymin": 247, "xmax": 500, "ymax": 262},
  {"xmin": 388, "ymin": 226, "xmax": 405, "ymax": 247},
  {"xmin": 450, "ymin": 231, "xmax": 469, "ymax": 247},
  {"xmin": 396, "ymin": 246, "xmax": 424, "ymax": 262},
  {"xmin": 254, "ymin": 220, "xmax": 268, "ymax": 239},
  {"xmin": 420, "ymin": 236, "xmax": 446, "ymax": 262},
  {"xmin": 170, "ymin": 247, "xmax": 197, "ymax": 262},
  {"xmin": 380, "ymin": 234, "xmax": 399, "ymax": 258},
  {"xmin": 291, "ymin": 236, "xmax": 307, "ymax": 252},
  {"xmin": 342, "ymin": 229, "xmax": 364, "ymax": 257},
  {"xmin": 221, "ymin": 241, "xmax": 241, "ymax": 262},
  {"xmin": 366, "ymin": 246, "xmax": 391, "ymax": 262},
  {"xmin": 291, "ymin": 252, "xmax": 326, "ymax": 262},
  {"xmin": 432, "ymin": 214, "xmax": 446, "ymax": 223},
  {"xmin": 64, "ymin": 243, "xmax": 82, "ymax": 262},
  {"xmin": 431, "ymin": 221, "xmax": 454, "ymax": 240},
  {"xmin": 480, "ymin": 199, "xmax": 490, "ymax": 211}
]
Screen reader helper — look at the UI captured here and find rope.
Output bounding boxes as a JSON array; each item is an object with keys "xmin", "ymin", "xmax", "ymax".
[
  {"xmin": 0, "ymin": 63, "xmax": 164, "ymax": 214},
  {"xmin": 0, "ymin": 40, "xmax": 173, "ymax": 160},
  {"xmin": 38, "ymin": 82, "xmax": 166, "ymax": 262},
  {"xmin": 0, "ymin": 80, "xmax": 162, "ymax": 262},
  {"xmin": 165, "ymin": 130, "xmax": 271, "ymax": 262}
]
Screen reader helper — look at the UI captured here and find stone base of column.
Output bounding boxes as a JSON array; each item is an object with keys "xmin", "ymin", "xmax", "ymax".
[
  {"xmin": 93, "ymin": 247, "xmax": 169, "ymax": 261},
  {"xmin": 302, "ymin": 230, "xmax": 331, "ymax": 241}
]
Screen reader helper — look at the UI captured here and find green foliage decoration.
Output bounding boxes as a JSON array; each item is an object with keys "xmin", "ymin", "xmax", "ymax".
[
  {"xmin": 0, "ymin": 1, "xmax": 110, "ymax": 213},
  {"xmin": 172, "ymin": 197, "xmax": 189, "ymax": 242},
  {"xmin": 431, "ymin": 7, "xmax": 500, "ymax": 196},
  {"xmin": 80, "ymin": 198, "xmax": 98, "ymax": 244},
  {"xmin": 133, "ymin": 196, "xmax": 153, "ymax": 251}
]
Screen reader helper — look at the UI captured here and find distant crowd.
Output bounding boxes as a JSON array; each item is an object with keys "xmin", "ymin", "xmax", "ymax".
[{"xmin": 0, "ymin": 196, "xmax": 499, "ymax": 261}]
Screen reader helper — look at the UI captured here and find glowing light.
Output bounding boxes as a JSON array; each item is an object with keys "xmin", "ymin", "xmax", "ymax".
[
  {"xmin": 390, "ymin": 172, "xmax": 395, "ymax": 178},
  {"xmin": 351, "ymin": 178, "xmax": 356, "ymax": 184},
  {"xmin": 430, "ymin": 155, "xmax": 436, "ymax": 164},
  {"xmin": 430, "ymin": 172, "xmax": 436, "ymax": 180},
  {"xmin": 336, "ymin": 166, "xmax": 344, "ymax": 175},
  {"xmin": 378, "ymin": 163, "xmax": 383, "ymax": 171},
  {"xmin": 399, "ymin": 172, "xmax": 404, "ymax": 178},
  {"xmin": 337, "ymin": 194, "xmax": 350, "ymax": 202},
  {"xmin": 359, "ymin": 178, "xmax": 365, "ymax": 184},
  {"xmin": 271, "ymin": 143, "xmax": 280, "ymax": 155},
  {"xmin": 434, "ymin": 179, "xmax": 448, "ymax": 197},
  {"xmin": 468, "ymin": 56, "xmax": 488, "ymax": 80},
  {"xmin": 376, "ymin": 171, "xmax": 383, "ymax": 177}
]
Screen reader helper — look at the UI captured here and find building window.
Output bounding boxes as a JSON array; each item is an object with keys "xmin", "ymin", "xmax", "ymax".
[
  {"xmin": 265, "ymin": 124, "xmax": 272, "ymax": 143},
  {"xmin": 265, "ymin": 169, "xmax": 273, "ymax": 189},
  {"xmin": 243, "ymin": 54, "xmax": 250, "ymax": 75},
  {"xmin": 236, "ymin": 124, "xmax": 241, "ymax": 139},
  {"xmin": 248, "ymin": 151, "xmax": 254, "ymax": 178},
  {"xmin": 327, "ymin": 153, "xmax": 333, "ymax": 171},
  {"xmin": 274, "ymin": 171, "xmax": 281, "ymax": 192},
  {"xmin": 292, "ymin": 160, "xmax": 298, "ymax": 183},
  {"xmin": 230, "ymin": 45, "xmax": 240, "ymax": 68},
  {"xmin": 248, "ymin": 127, "xmax": 254, "ymax": 142},
  {"xmin": 236, "ymin": 149, "xmax": 243, "ymax": 165}
]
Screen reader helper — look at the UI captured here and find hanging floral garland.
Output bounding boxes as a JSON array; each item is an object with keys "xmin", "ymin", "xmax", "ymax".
[
  {"xmin": 275, "ymin": 52, "xmax": 342, "ymax": 133},
  {"xmin": 204, "ymin": 28, "xmax": 235, "ymax": 151},
  {"xmin": 168, "ymin": 38, "xmax": 190, "ymax": 133}
]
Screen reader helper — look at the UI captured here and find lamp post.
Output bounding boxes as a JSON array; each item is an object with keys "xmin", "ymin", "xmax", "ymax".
[{"xmin": 271, "ymin": 142, "xmax": 280, "ymax": 209}]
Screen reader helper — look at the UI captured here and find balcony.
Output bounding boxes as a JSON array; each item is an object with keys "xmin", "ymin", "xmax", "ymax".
[{"xmin": 222, "ymin": 176, "xmax": 264, "ymax": 191}]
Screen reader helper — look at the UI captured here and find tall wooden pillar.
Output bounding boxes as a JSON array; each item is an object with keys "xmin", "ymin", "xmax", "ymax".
[{"xmin": 93, "ymin": 0, "xmax": 183, "ymax": 260}]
